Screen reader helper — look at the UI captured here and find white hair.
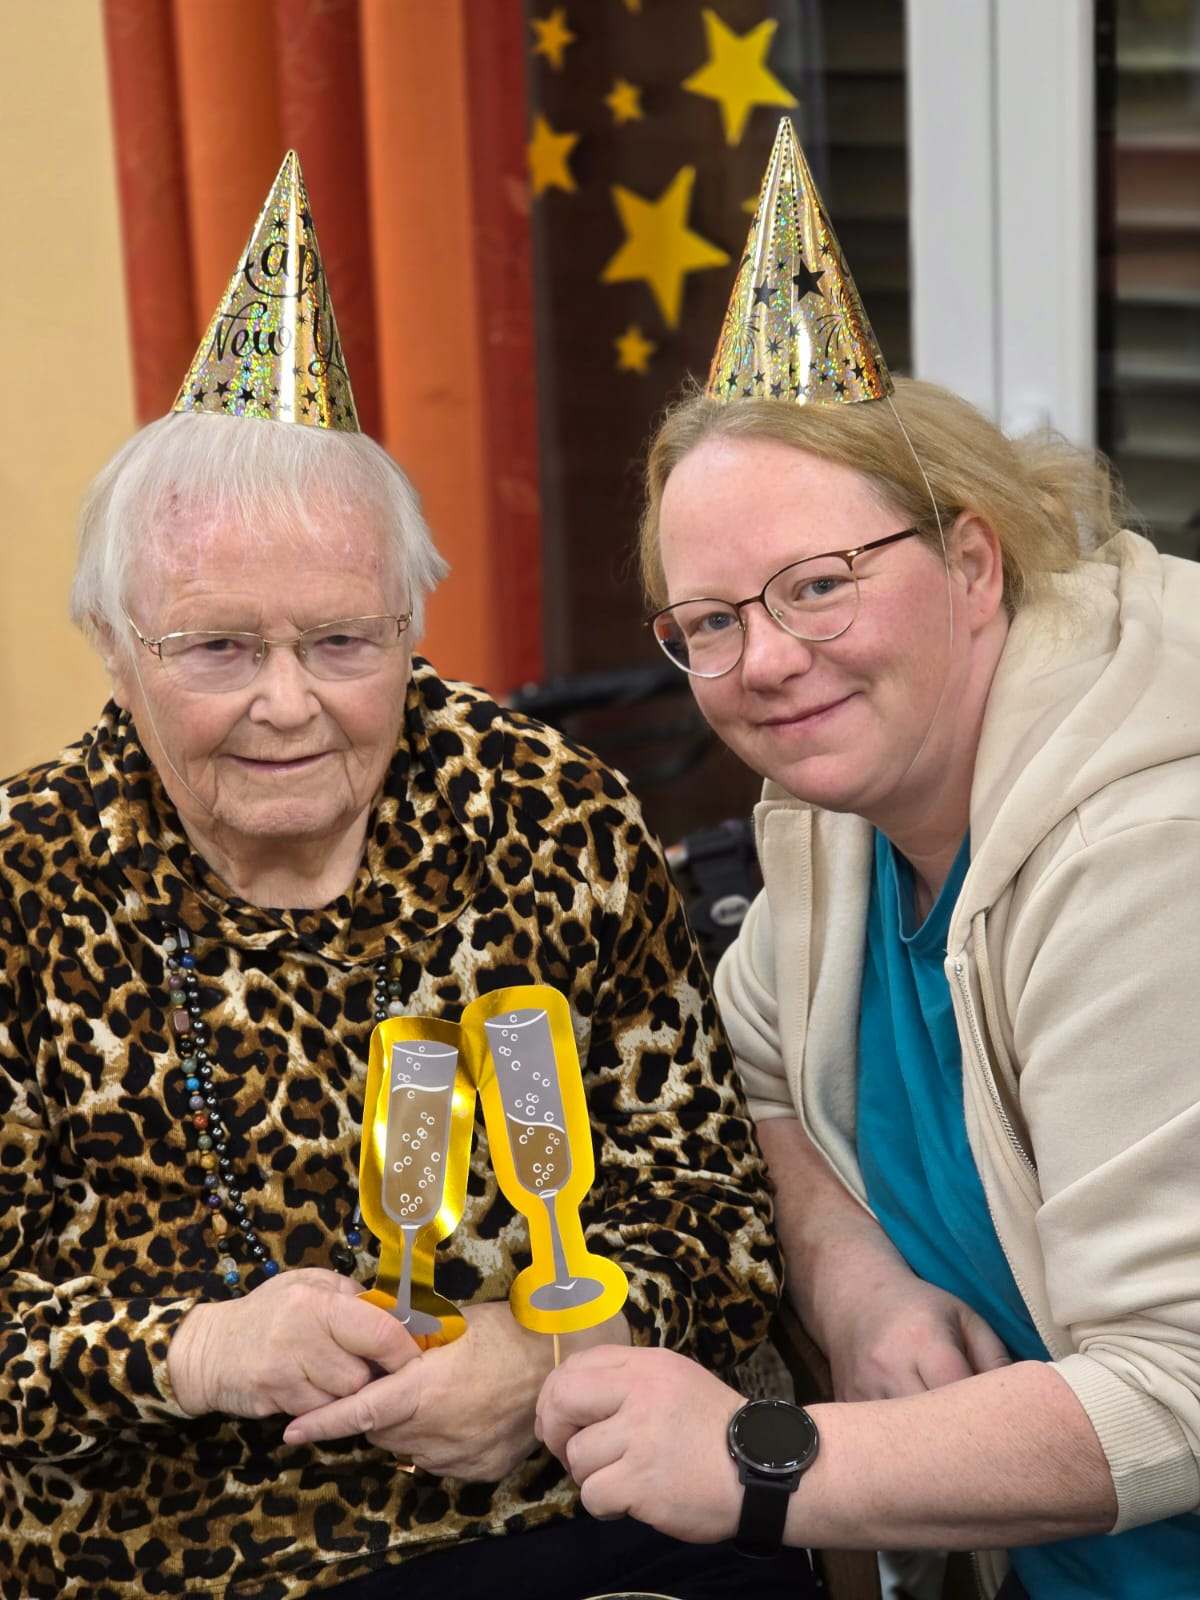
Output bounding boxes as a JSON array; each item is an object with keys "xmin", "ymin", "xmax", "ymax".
[{"xmin": 71, "ymin": 411, "xmax": 449, "ymax": 646}]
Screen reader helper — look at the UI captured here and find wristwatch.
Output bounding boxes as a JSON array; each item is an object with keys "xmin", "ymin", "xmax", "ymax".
[{"xmin": 726, "ymin": 1398, "xmax": 820, "ymax": 1558}]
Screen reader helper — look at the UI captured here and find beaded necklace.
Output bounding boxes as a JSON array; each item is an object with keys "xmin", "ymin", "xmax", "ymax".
[{"xmin": 166, "ymin": 924, "xmax": 370, "ymax": 1291}]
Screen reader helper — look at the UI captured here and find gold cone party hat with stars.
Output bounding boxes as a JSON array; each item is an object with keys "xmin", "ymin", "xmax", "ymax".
[
  {"xmin": 173, "ymin": 150, "xmax": 358, "ymax": 431},
  {"xmin": 707, "ymin": 118, "xmax": 892, "ymax": 407}
]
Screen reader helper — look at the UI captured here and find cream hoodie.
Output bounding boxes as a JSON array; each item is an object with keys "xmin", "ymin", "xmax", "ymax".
[{"xmin": 716, "ymin": 532, "xmax": 1200, "ymax": 1548}]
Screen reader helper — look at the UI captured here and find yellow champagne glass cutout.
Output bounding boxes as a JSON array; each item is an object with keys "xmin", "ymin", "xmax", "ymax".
[
  {"xmin": 468, "ymin": 986, "xmax": 628, "ymax": 1335},
  {"xmin": 358, "ymin": 1018, "xmax": 475, "ymax": 1344}
]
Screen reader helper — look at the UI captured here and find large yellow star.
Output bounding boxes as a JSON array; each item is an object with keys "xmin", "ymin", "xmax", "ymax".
[
  {"xmin": 605, "ymin": 78, "xmax": 644, "ymax": 125},
  {"xmin": 682, "ymin": 9, "xmax": 797, "ymax": 145},
  {"xmin": 601, "ymin": 166, "xmax": 729, "ymax": 328},
  {"xmin": 615, "ymin": 324, "xmax": 656, "ymax": 374},
  {"xmin": 528, "ymin": 114, "xmax": 579, "ymax": 197},
  {"xmin": 531, "ymin": 8, "xmax": 576, "ymax": 71}
]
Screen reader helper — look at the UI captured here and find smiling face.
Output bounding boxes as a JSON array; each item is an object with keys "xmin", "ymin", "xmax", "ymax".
[
  {"xmin": 658, "ymin": 435, "xmax": 996, "ymax": 828},
  {"xmin": 110, "ymin": 506, "xmax": 412, "ymax": 858}
]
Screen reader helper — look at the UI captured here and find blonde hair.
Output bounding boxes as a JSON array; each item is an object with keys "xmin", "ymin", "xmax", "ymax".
[
  {"xmin": 639, "ymin": 378, "xmax": 1135, "ymax": 612},
  {"xmin": 72, "ymin": 411, "xmax": 449, "ymax": 647}
]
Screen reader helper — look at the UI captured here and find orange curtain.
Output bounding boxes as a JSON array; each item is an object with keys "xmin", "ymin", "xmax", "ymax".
[{"xmin": 101, "ymin": 0, "xmax": 540, "ymax": 691}]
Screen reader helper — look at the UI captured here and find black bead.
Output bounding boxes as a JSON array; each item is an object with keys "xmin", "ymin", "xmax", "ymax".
[
  {"xmin": 214, "ymin": 1139, "xmax": 227, "ymax": 1154},
  {"xmin": 240, "ymin": 1219, "xmax": 255, "ymax": 1234},
  {"xmin": 227, "ymin": 1187, "xmax": 242, "ymax": 1202},
  {"xmin": 196, "ymin": 1049, "xmax": 210, "ymax": 1063},
  {"xmin": 330, "ymin": 1243, "xmax": 356, "ymax": 1274},
  {"xmin": 251, "ymin": 1243, "xmax": 268, "ymax": 1261},
  {"xmin": 375, "ymin": 1010, "xmax": 387, "ymax": 1022},
  {"xmin": 232, "ymin": 1201, "xmax": 247, "ymax": 1218}
]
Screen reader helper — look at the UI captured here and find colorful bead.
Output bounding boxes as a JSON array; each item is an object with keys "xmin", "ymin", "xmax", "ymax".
[
  {"xmin": 263, "ymin": 1260, "xmax": 280, "ymax": 1277},
  {"xmin": 172, "ymin": 1009, "xmax": 191, "ymax": 1033},
  {"xmin": 224, "ymin": 1269, "xmax": 240, "ymax": 1286},
  {"xmin": 188, "ymin": 1092, "xmax": 204, "ymax": 1111},
  {"xmin": 197, "ymin": 1133, "xmax": 213, "ymax": 1151},
  {"xmin": 163, "ymin": 935, "xmax": 178, "ymax": 954},
  {"xmin": 185, "ymin": 1076, "xmax": 200, "ymax": 1092},
  {"xmin": 205, "ymin": 1192, "xmax": 222, "ymax": 1209},
  {"xmin": 170, "ymin": 988, "xmax": 187, "ymax": 1005},
  {"xmin": 180, "ymin": 953, "xmax": 197, "ymax": 968},
  {"xmin": 192, "ymin": 1112, "xmax": 209, "ymax": 1129},
  {"xmin": 345, "ymin": 1229, "xmax": 362, "ymax": 1247},
  {"xmin": 387, "ymin": 1000, "xmax": 404, "ymax": 1016},
  {"xmin": 200, "ymin": 1151, "xmax": 218, "ymax": 1170}
]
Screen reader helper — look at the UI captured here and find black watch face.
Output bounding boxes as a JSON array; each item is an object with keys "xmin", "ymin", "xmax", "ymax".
[{"xmin": 729, "ymin": 1401, "xmax": 818, "ymax": 1474}]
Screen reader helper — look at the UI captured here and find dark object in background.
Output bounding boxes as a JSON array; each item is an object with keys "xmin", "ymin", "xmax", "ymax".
[{"xmin": 509, "ymin": 668, "xmax": 762, "ymax": 970}]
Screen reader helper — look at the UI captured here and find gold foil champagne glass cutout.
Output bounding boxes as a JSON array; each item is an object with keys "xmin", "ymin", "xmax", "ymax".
[
  {"xmin": 358, "ymin": 1018, "xmax": 476, "ymax": 1346},
  {"xmin": 382, "ymin": 1040, "xmax": 461, "ymax": 1335},
  {"xmin": 483, "ymin": 1008, "xmax": 605, "ymax": 1313},
  {"xmin": 475, "ymin": 997, "xmax": 631, "ymax": 1330}
]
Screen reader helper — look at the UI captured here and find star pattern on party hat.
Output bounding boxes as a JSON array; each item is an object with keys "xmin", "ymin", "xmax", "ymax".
[
  {"xmin": 707, "ymin": 118, "xmax": 892, "ymax": 408},
  {"xmin": 173, "ymin": 150, "xmax": 359, "ymax": 431}
]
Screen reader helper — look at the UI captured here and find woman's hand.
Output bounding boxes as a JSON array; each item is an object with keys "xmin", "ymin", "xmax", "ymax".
[
  {"xmin": 825, "ymin": 1268, "xmax": 1011, "ymax": 1401},
  {"xmin": 167, "ymin": 1269, "xmax": 420, "ymax": 1419},
  {"xmin": 281, "ymin": 1301, "xmax": 555, "ymax": 1481},
  {"xmin": 536, "ymin": 1345, "xmax": 742, "ymax": 1543}
]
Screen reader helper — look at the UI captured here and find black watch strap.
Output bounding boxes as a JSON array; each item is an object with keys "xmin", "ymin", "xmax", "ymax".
[{"xmin": 734, "ymin": 1473, "xmax": 794, "ymax": 1558}]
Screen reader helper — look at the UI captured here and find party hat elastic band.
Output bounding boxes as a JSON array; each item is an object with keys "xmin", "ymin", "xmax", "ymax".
[
  {"xmin": 173, "ymin": 150, "xmax": 359, "ymax": 431},
  {"xmin": 707, "ymin": 118, "xmax": 891, "ymax": 407}
]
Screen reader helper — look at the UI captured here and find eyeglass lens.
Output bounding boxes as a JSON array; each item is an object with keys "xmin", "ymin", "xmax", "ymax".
[{"xmin": 654, "ymin": 557, "xmax": 859, "ymax": 676}]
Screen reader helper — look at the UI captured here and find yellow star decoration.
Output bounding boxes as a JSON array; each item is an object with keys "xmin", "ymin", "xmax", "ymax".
[
  {"xmin": 682, "ymin": 8, "xmax": 797, "ymax": 145},
  {"xmin": 528, "ymin": 114, "xmax": 579, "ymax": 197},
  {"xmin": 615, "ymin": 324, "xmax": 656, "ymax": 374},
  {"xmin": 601, "ymin": 166, "xmax": 729, "ymax": 329},
  {"xmin": 605, "ymin": 78, "xmax": 644, "ymax": 125},
  {"xmin": 531, "ymin": 8, "xmax": 576, "ymax": 71}
]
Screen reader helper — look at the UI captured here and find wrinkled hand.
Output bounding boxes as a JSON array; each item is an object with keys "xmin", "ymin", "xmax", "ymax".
[
  {"xmin": 536, "ymin": 1345, "xmax": 742, "ymax": 1544},
  {"xmin": 282, "ymin": 1301, "xmax": 553, "ymax": 1481},
  {"xmin": 167, "ymin": 1269, "xmax": 421, "ymax": 1419},
  {"xmin": 826, "ymin": 1269, "xmax": 1010, "ymax": 1401}
]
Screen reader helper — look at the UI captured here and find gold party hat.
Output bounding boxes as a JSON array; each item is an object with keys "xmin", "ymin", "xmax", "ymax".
[
  {"xmin": 173, "ymin": 150, "xmax": 358, "ymax": 430},
  {"xmin": 707, "ymin": 118, "xmax": 891, "ymax": 407}
]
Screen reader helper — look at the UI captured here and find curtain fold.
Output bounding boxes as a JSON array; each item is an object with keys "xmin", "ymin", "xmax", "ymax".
[
  {"xmin": 170, "ymin": 0, "xmax": 282, "ymax": 333},
  {"xmin": 101, "ymin": 0, "xmax": 195, "ymax": 422},
  {"xmin": 359, "ymin": 0, "xmax": 495, "ymax": 688},
  {"xmin": 271, "ymin": 0, "xmax": 381, "ymax": 442}
]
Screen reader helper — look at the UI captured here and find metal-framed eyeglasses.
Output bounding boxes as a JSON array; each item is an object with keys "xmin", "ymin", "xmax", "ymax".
[
  {"xmin": 649, "ymin": 527, "xmax": 922, "ymax": 680},
  {"xmin": 125, "ymin": 612, "xmax": 413, "ymax": 693}
]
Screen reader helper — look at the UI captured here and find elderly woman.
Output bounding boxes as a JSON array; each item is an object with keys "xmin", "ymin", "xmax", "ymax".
[
  {"xmin": 0, "ymin": 163, "xmax": 807, "ymax": 1600},
  {"xmin": 538, "ymin": 126, "xmax": 1200, "ymax": 1600}
]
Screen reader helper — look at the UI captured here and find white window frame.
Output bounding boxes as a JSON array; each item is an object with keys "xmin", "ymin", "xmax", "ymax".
[{"xmin": 906, "ymin": 0, "xmax": 1096, "ymax": 446}]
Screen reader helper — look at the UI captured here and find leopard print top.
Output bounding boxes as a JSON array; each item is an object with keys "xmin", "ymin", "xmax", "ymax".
[{"xmin": 0, "ymin": 660, "xmax": 781, "ymax": 1599}]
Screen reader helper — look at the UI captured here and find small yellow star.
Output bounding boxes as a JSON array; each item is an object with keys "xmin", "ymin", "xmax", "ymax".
[
  {"xmin": 601, "ymin": 166, "xmax": 729, "ymax": 328},
  {"xmin": 531, "ymin": 7, "xmax": 576, "ymax": 71},
  {"xmin": 605, "ymin": 78, "xmax": 644, "ymax": 125},
  {"xmin": 615, "ymin": 324, "xmax": 656, "ymax": 374},
  {"xmin": 528, "ymin": 114, "xmax": 579, "ymax": 197},
  {"xmin": 682, "ymin": 8, "xmax": 797, "ymax": 145}
]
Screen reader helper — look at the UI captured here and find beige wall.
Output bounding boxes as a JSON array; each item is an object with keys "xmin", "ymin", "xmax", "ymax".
[{"xmin": 0, "ymin": 2, "xmax": 134, "ymax": 776}]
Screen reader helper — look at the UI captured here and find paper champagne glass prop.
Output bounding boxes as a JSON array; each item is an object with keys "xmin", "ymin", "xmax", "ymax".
[
  {"xmin": 358, "ymin": 1018, "xmax": 477, "ymax": 1346},
  {"xmin": 466, "ymin": 986, "xmax": 629, "ymax": 1336}
]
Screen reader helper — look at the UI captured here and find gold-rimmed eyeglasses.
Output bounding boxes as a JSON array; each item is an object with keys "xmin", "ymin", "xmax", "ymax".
[
  {"xmin": 125, "ymin": 612, "xmax": 413, "ymax": 693},
  {"xmin": 649, "ymin": 527, "xmax": 922, "ymax": 679}
]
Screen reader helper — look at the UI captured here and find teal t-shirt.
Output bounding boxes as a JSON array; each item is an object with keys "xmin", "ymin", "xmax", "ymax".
[{"xmin": 857, "ymin": 829, "xmax": 1200, "ymax": 1598}]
